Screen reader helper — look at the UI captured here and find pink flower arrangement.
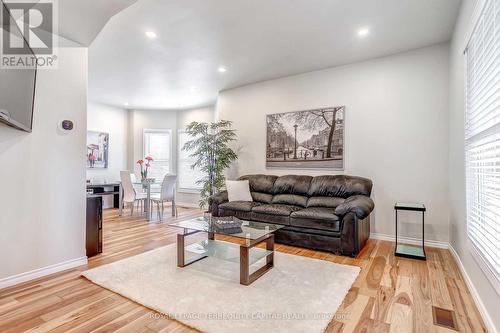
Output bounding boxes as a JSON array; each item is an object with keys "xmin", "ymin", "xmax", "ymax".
[{"xmin": 137, "ymin": 156, "xmax": 153, "ymax": 180}]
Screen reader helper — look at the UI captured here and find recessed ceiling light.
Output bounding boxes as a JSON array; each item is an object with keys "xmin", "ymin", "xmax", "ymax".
[
  {"xmin": 145, "ymin": 31, "xmax": 157, "ymax": 39},
  {"xmin": 357, "ymin": 28, "xmax": 370, "ymax": 37},
  {"xmin": 218, "ymin": 66, "xmax": 227, "ymax": 73},
  {"xmin": 124, "ymin": 102, "xmax": 129, "ymax": 106}
]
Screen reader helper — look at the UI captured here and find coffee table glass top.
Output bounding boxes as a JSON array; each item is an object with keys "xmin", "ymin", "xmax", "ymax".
[{"xmin": 170, "ymin": 216, "xmax": 284, "ymax": 240}]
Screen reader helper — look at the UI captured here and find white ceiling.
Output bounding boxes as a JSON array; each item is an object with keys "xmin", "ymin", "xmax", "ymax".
[
  {"xmin": 88, "ymin": 0, "xmax": 461, "ymax": 110},
  {"xmin": 58, "ymin": 0, "xmax": 137, "ymax": 46},
  {"xmin": 3, "ymin": 0, "xmax": 137, "ymax": 46}
]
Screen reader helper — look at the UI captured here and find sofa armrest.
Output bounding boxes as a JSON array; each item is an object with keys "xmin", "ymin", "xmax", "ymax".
[
  {"xmin": 209, "ymin": 191, "xmax": 228, "ymax": 205},
  {"xmin": 208, "ymin": 191, "xmax": 228, "ymax": 216},
  {"xmin": 335, "ymin": 195, "xmax": 374, "ymax": 219}
]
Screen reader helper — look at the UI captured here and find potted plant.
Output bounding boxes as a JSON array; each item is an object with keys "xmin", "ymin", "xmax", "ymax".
[
  {"xmin": 182, "ymin": 120, "xmax": 237, "ymax": 208},
  {"xmin": 137, "ymin": 156, "xmax": 154, "ymax": 182}
]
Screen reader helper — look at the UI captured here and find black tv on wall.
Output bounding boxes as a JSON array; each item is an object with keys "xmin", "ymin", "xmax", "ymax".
[{"xmin": 0, "ymin": 1, "xmax": 37, "ymax": 132}]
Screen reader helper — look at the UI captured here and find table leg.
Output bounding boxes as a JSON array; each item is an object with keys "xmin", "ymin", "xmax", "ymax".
[
  {"xmin": 145, "ymin": 183, "xmax": 151, "ymax": 221},
  {"xmin": 240, "ymin": 234, "xmax": 275, "ymax": 286},
  {"xmin": 240, "ymin": 246, "xmax": 250, "ymax": 285},
  {"xmin": 266, "ymin": 233, "xmax": 274, "ymax": 266},
  {"xmin": 177, "ymin": 229, "xmax": 207, "ymax": 267},
  {"xmin": 177, "ymin": 233, "xmax": 185, "ymax": 267},
  {"xmin": 118, "ymin": 183, "xmax": 123, "ymax": 216}
]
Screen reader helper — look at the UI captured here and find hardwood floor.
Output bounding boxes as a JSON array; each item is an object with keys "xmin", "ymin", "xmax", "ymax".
[{"xmin": 0, "ymin": 207, "xmax": 487, "ymax": 332}]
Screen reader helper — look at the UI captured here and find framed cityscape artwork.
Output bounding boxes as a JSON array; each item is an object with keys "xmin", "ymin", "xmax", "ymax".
[{"xmin": 266, "ymin": 106, "xmax": 344, "ymax": 169}]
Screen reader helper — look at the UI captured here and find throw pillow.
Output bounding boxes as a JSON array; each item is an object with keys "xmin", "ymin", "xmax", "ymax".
[{"xmin": 226, "ymin": 180, "xmax": 253, "ymax": 202}]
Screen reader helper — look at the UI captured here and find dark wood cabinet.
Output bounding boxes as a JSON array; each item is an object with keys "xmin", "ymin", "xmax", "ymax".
[
  {"xmin": 86, "ymin": 196, "xmax": 103, "ymax": 257},
  {"xmin": 86, "ymin": 183, "xmax": 120, "ymax": 208}
]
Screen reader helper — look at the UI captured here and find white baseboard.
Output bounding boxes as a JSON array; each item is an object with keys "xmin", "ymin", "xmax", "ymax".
[
  {"xmin": 448, "ymin": 245, "xmax": 498, "ymax": 333},
  {"xmin": 370, "ymin": 232, "xmax": 449, "ymax": 249},
  {"xmin": 176, "ymin": 201, "xmax": 201, "ymax": 209},
  {"xmin": 0, "ymin": 256, "xmax": 88, "ymax": 290}
]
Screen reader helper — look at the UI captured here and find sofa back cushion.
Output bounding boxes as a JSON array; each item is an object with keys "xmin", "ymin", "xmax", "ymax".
[
  {"xmin": 238, "ymin": 174, "xmax": 277, "ymax": 193},
  {"xmin": 236, "ymin": 174, "xmax": 372, "ymax": 204},
  {"xmin": 308, "ymin": 175, "xmax": 372, "ymax": 198},
  {"xmin": 307, "ymin": 196, "xmax": 345, "ymax": 208},
  {"xmin": 251, "ymin": 192, "xmax": 273, "ymax": 204},
  {"xmin": 272, "ymin": 194, "xmax": 308, "ymax": 207},
  {"xmin": 273, "ymin": 175, "xmax": 313, "ymax": 196},
  {"xmin": 238, "ymin": 174, "xmax": 277, "ymax": 203}
]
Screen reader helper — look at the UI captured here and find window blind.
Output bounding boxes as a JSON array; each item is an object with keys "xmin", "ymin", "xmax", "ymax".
[
  {"xmin": 178, "ymin": 130, "xmax": 204, "ymax": 190},
  {"xmin": 465, "ymin": 0, "xmax": 500, "ymax": 293},
  {"xmin": 143, "ymin": 129, "xmax": 171, "ymax": 181}
]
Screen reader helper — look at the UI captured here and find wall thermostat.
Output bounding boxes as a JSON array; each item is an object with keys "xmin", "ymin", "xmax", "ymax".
[{"xmin": 58, "ymin": 119, "xmax": 74, "ymax": 132}]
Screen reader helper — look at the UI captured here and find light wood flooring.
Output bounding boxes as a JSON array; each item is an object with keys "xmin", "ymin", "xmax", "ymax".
[{"xmin": 0, "ymin": 207, "xmax": 488, "ymax": 332}]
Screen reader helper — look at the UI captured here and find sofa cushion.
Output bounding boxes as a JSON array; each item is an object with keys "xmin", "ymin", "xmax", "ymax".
[
  {"xmin": 273, "ymin": 175, "xmax": 313, "ymax": 196},
  {"xmin": 252, "ymin": 204, "xmax": 301, "ymax": 216},
  {"xmin": 218, "ymin": 208, "xmax": 253, "ymax": 221},
  {"xmin": 290, "ymin": 207, "xmax": 340, "ymax": 231},
  {"xmin": 308, "ymin": 175, "xmax": 373, "ymax": 198},
  {"xmin": 238, "ymin": 174, "xmax": 277, "ymax": 194},
  {"xmin": 219, "ymin": 201, "xmax": 261, "ymax": 212},
  {"xmin": 272, "ymin": 194, "xmax": 308, "ymax": 207},
  {"xmin": 251, "ymin": 212, "xmax": 290, "ymax": 225},
  {"xmin": 226, "ymin": 180, "xmax": 252, "ymax": 202},
  {"xmin": 307, "ymin": 196, "xmax": 345, "ymax": 208},
  {"xmin": 251, "ymin": 192, "xmax": 274, "ymax": 204}
]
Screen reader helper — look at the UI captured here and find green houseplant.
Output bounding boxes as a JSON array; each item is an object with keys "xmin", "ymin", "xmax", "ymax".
[{"xmin": 182, "ymin": 120, "xmax": 238, "ymax": 208}]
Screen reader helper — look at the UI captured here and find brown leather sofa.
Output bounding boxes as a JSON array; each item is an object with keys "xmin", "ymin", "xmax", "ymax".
[{"xmin": 208, "ymin": 174, "xmax": 374, "ymax": 257}]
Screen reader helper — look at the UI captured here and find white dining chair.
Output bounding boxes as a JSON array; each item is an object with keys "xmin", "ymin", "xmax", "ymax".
[
  {"xmin": 120, "ymin": 171, "xmax": 147, "ymax": 216},
  {"xmin": 150, "ymin": 174, "xmax": 178, "ymax": 220},
  {"xmin": 130, "ymin": 173, "xmax": 146, "ymax": 196},
  {"xmin": 130, "ymin": 173, "xmax": 137, "ymax": 183}
]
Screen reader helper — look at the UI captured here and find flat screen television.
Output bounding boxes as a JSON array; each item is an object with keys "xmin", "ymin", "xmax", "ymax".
[{"xmin": 0, "ymin": 1, "xmax": 37, "ymax": 132}]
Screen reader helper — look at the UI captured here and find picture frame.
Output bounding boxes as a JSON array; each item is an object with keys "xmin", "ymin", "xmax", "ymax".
[{"xmin": 266, "ymin": 106, "xmax": 344, "ymax": 169}]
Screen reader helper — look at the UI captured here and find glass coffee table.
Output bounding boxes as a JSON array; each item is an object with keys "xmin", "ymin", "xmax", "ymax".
[{"xmin": 170, "ymin": 216, "xmax": 284, "ymax": 286}]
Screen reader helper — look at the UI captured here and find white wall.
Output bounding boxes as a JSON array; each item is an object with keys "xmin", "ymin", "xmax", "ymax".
[
  {"xmin": 177, "ymin": 106, "xmax": 215, "ymax": 128},
  {"xmin": 87, "ymin": 102, "xmax": 128, "ymax": 183},
  {"xmin": 448, "ymin": 0, "xmax": 499, "ymax": 331},
  {"xmin": 0, "ymin": 47, "xmax": 88, "ymax": 282},
  {"xmin": 217, "ymin": 43, "xmax": 450, "ymax": 242},
  {"xmin": 87, "ymin": 102, "xmax": 128, "ymax": 207}
]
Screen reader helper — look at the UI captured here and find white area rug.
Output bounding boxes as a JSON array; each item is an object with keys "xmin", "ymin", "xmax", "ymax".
[{"xmin": 82, "ymin": 243, "xmax": 359, "ymax": 333}]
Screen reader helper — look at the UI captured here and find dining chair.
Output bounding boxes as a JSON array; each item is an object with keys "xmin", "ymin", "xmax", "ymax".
[
  {"xmin": 120, "ymin": 171, "xmax": 147, "ymax": 216},
  {"xmin": 150, "ymin": 174, "xmax": 178, "ymax": 220},
  {"xmin": 130, "ymin": 173, "xmax": 146, "ymax": 197}
]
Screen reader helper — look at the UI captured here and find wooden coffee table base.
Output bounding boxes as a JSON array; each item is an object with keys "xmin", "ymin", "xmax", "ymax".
[
  {"xmin": 176, "ymin": 231, "xmax": 275, "ymax": 286},
  {"xmin": 176, "ymin": 230, "xmax": 209, "ymax": 267},
  {"xmin": 240, "ymin": 233, "xmax": 274, "ymax": 286}
]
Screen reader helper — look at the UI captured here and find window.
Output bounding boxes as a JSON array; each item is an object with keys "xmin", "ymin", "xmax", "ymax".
[
  {"xmin": 178, "ymin": 130, "xmax": 204, "ymax": 190},
  {"xmin": 143, "ymin": 129, "xmax": 171, "ymax": 181},
  {"xmin": 464, "ymin": 0, "xmax": 500, "ymax": 294}
]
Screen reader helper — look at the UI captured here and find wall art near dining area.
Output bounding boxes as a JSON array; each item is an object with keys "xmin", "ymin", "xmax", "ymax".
[
  {"xmin": 87, "ymin": 131, "xmax": 109, "ymax": 168},
  {"xmin": 266, "ymin": 106, "xmax": 344, "ymax": 169}
]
